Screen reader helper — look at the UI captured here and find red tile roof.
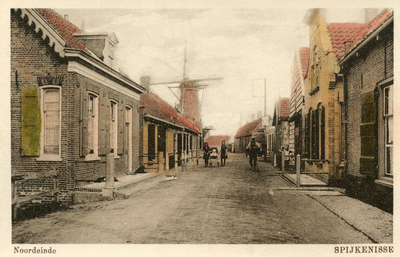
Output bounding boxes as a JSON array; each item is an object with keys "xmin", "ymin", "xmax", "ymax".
[
  {"xmin": 279, "ymin": 98, "xmax": 290, "ymax": 120},
  {"xmin": 348, "ymin": 9, "xmax": 392, "ymax": 53},
  {"xmin": 299, "ymin": 47, "xmax": 310, "ymax": 79},
  {"xmin": 235, "ymin": 118, "xmax": 262, "ymax": 138},
  {"xmin": 328, "ymin": 9, "xmax": 392, "ymax": 61},
  {"xmin": 140, "ymin": 92, "xmax": 200, "ymax": 134},
  {"xmin": 36, "ymin": 9, "xmax": 88, "ymax": 52},
  {"xmin": 205, "ymin": 135, "xmax": 230, "ymax": 147},
  {"xmin": 328, "ymin": 22, "xmax": 364, "ymax": 60}
]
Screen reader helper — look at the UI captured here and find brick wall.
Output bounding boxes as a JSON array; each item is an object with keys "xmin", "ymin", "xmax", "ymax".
[
  {"xmin": 345, "ymin": 30, "xmax": 389, "ymax": 177},
  {"xmin": 343, "ymin": 21, "xmax": 393, "ymax": 212},
  {"xmin": 11, "ymin": 10, "xmax": 143, "ymax": 204},
  {"xmin": 11, "ymin": 12, "xmax": 72, "ymax": 202}
]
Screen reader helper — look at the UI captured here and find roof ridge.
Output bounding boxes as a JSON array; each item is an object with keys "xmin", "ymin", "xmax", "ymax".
[{"xmin": 35, "ymin": 8, "xmax": 88, "ymax": 52}]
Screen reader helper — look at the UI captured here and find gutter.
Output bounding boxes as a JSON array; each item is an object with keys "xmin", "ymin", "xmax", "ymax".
[
  {"xmin": 65, "ymin": 48, "xmax": 146, "ymax": 94},
  {"xmin": 144, "ymin": 113, "xmax": 199, "ymax": 134}
]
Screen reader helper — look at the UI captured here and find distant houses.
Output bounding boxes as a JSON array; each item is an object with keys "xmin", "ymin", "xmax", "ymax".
[
  {"xmin": 205, "ymin": 135, "xmax": 230, "ymax": 151},
  {"xmin": 234, "ymin": 118, "xmax": 262, "ymax": 153}
]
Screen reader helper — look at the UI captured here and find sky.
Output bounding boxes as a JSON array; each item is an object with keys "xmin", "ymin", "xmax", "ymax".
[{"xmin": 55, "ymin": 8, "xmax": 310, "ymax": 138}]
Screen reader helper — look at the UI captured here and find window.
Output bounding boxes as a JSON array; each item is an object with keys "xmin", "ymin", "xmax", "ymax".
[
  {"xmin": 374, "ymin": 79, "xmax": 393, "ymax": 186},
  {"xmin": 110, "ymin": 100, "xmax": 118, "ymax": 156},
  {"xmin": 125, "ymin": 106, "xmax": 133, "ymax": 172},
  {"xmin": 86, "ymin": 93, "xmax": 99, "ymax": 160},
  {"xmin": 148, "ymin": 124, "xmax": 156, "ymax": 161},
  {"xmin": 38, "ymin": 87, "xmax": 62, "ymax": 161},
  {"xmin": 307, "ymin": 105, "xmax": 325, "ymax": 159},
  {"xmin": 383, "ymin": 85, "xmax": 393, "ymax": 176}
]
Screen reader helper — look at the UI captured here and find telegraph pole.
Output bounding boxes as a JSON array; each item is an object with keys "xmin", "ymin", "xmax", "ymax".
[{"xmin": 252, "ymin": 78, "xmax": 267, "ymax": 117}]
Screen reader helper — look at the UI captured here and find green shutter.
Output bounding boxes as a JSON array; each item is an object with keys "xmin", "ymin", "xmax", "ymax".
[
  {"xmin": 360, "ymin": 91, "xmax": 376, "ymax": 176},
  {"xmin": 21, "ymin": 86, "xmax": 41, "ymax": 156}
]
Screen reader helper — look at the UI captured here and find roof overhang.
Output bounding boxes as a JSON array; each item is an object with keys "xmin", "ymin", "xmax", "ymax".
[
  {"xmin": 144, "ymin": 113, "xmax": 199, "ymax": 134},
  {"xmin": 65, "ymin": 48, "xmax": 146, "ymax": 95},
  {"xmin": 15, "ymin": 8, "xmax": 66, "ymax": 57},
  {"xmin": 339, "ymin": 14, "xmax": 393, "ymax": 65}
]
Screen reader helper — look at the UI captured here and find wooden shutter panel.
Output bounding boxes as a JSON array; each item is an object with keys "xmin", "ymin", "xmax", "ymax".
[
  {"xmin": 98, "ymin": 93, "xmax": 108, "ymax": 156},
  {"xmin": 304, "ymin": 113, "xmax": 309, "ymax": 157},
  {"xmin": 117, "ymin": 103, "xmax": 124, "ymax": 155},
  {"xmin": 360, "ymin": 91, "xmax": 376, "ymax": 176},
  {"xmin": 80, "ymin": 89, "xmax": 89, "ymax": 156},
  {"xmin": 311, "ymin": 109, "xmax": 318, "ymax": 159},
  {"xmin": 21, "ymin": 86, "xmax": 41, "ymax": 156},
  {"xmin": 320, "ymin": 107, "xmax": 325, "ymax": 159}
]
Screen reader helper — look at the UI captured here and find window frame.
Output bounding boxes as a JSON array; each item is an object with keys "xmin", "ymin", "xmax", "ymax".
[
  {"xmin": 375, "ymin": 78, "xmax": 393, "ymax": 187},
  {"xmin": 109, "ymin": 99, "xmax": 119, "ymax": 157},
  {"xmin": 37, "ymin": 86, "xmax": 62, "ymax": 161},
  {"xmin": 85, "ymin": 92, "xmax": 100, "ymax": 161}
]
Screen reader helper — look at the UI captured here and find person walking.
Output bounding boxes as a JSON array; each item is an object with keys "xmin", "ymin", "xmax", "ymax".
[
  {"xmin": 220, "ymin": 140, "xmax": 228, "ymax": 166},
  {"xmin": 203, "ymin": 142, "xmax": 211, "ymax": 167},
  {"xmin": 246, "ymin": 136, "xmax": 261, "ymax": 171}
]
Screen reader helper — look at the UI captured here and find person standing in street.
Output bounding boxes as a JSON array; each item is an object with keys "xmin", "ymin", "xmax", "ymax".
[
  {"xmin": 203, "ymin": 142, "xmax": 211, "ymax": 167},
  {"xmin": 220, "ymin": 140, "xmax": 228, "ymax": 166},
  {"xmin": 246, "ymin": 136, "xmax": 261, "ymax": 171}
]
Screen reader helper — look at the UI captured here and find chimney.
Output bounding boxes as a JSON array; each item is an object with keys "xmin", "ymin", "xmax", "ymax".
[
  {"xmin": 365, "ymin": 8, "xmax": 379, "ymax": 23},
  {"xmin": 74, "ymin": 33, "xmax": 118, "ymax": 68},
  {"xmin": 64, "ymin": 14, "xmax": 69, "ymax": 21},
  {"xmin": 140, "ymin": 76, "xmax": 151, "ymax": 92}
]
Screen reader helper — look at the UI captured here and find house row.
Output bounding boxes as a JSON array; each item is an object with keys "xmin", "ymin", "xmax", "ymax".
[
  {"xmin": 284, "ymin": 8, "xmax": 393, "ymax": 212},
  {"xmin": 11, "ymin": 8, "xmax": 202, "ymax": 206}
]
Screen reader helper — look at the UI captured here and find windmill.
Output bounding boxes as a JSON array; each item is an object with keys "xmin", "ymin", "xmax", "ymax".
[{"xmin": 141, "ymin": 46, "xmax": 223, "ymax": 130}]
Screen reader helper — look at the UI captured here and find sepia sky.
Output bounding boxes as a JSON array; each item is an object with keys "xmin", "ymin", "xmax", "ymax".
[{"xmin": 55, "ymin": 8, "xmax": 310, "ymax": 138}]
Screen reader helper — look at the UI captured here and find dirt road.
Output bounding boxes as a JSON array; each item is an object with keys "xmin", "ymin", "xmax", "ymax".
[{"xmin": 12, "ymin": 153, "xmax": 373, "ymax": 244}]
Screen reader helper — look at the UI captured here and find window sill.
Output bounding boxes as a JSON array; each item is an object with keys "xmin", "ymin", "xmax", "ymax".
[
  {"xmin": 375, "ymin": 177, "xmax": 393, "ymax": 188},
  {"xmin": 36, "ymin": 156, "xmax": 63, "ymax": 162},
  {"xmin": 85, "ymin": 155, "xmax": 101, "ymax": 161}
]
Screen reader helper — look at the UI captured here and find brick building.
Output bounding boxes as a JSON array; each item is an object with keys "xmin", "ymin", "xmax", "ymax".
[
  {"xmin": 140, "ymin": 92, "xmax": 201, "ymax": 172},
  {"xmin": 11, "ymin": 9, "xmax": 146, "ymax": 204},
  {"xmin": 339, "ymin": 10, "xmax": 393, "ymax": 213},
  {"xmin": 303, "ymin": 9, "xmax": 370, "ymax": 184}
]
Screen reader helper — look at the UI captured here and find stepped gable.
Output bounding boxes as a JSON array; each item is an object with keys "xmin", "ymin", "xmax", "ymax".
[
  {"xmin": 235, "ymin": 118, "xmax": 262, "ymax": 138},
  {"xmin": 300, "ymin": 47, "xmax": 310, "ymax": 79},
  {"xmin": 141, "ymin": 92, "xmax": 200, "ymax": 134},
  {"xmin": 36, "ymin": 8, "xmax": 88, "ymax": 52}
]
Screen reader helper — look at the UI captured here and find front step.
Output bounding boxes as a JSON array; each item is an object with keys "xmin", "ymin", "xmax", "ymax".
[{"xmin": 282, "ymin": 174, "xmax": 327, "ymax": 187}]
